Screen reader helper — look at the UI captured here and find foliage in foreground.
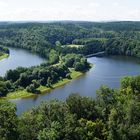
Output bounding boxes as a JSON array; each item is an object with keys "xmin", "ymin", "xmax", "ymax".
[{"xmin": 0, "ymin": 75, "xmax": 140, "ymax": 140}]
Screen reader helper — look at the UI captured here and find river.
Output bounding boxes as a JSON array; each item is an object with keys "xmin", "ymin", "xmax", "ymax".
[
  {"xmin": 0, "ymin": 47, "xmax": 45, "ymax": 76},
  {"xmin": 1, "ymin": 47, "xmax": 140, "ymax": 115}
]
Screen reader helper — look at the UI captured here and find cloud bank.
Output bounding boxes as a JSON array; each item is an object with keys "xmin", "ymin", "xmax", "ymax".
[{"xmin": 0, "ymin": 0, "xmax": 139, "ymax": 21}]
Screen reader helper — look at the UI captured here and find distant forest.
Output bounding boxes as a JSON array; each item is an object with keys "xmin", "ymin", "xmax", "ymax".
[{"xmin": 0, "ymin": 21, "xmax": 140, "ymax": 58}]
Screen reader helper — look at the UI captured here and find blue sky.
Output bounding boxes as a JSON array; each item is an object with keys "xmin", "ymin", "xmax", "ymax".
[{"xmin": 0, "ymin": 0, "xmax": 140, "ymax": 21}]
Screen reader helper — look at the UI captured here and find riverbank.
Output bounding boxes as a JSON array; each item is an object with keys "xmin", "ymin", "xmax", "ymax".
[
  {"xmin": 1, "ymin": 69, "xmax": 85, "ymax": 100},
  {"xmin": 0, "ymin": 53, "xmax": 9, "ymax": 61}
]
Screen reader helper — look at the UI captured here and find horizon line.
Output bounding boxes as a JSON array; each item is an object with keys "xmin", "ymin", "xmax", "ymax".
[{"xmin": 0, "ymin": 20, "xmax": 140, "ymax": 23}]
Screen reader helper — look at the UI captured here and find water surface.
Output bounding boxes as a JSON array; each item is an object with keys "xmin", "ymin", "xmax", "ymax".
[
  {"xmin": 10, "ymin": 55, "xmax": 140, "ymax": 115},
  {"xmin": 0, "ymin": 47, "xmax": 45, "ymax": 76}
]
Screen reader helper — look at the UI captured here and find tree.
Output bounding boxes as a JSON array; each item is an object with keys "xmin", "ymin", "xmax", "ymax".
[
  {"xmin": 75, "ymin": 118, "xmax": 106, "ymax": 140},
  {"xmin": 49, "ymin": 49, "xmax": 59, "ymax": 64},
  {"xmin": 5, "ymin": 67, "xmax": 27, "ymax": 82},
  {"xmin": 5, "ymin": 69, "xmax": 20, "ymax": 82},
  {"xmin": 74, "ymin": 62, "xmax": 84, "ymax": 71},
  {"xmin": 26, "ymin": 80, "xmax": 40, "ymax": 93},
  {"xmin": 18, "ymin": 73, "xmax": 30, "ymax": 88},
  {"xmin": 66, "ymin": 93, "xmax": 97, "ymax": 120},
  {"xmin": 0, "ymin": 80, "xmax": 13, "ymax": 97},
  {"xmin": 46, "ymin": 77, "xmax": 52, "ymax": 87},
  {"xmin": 38, "ymin": 121, "xmax": 61, "ymax": 140},
  {"xmin": 0, "ymin": 101, "xmax": 18, "ymax": 140},
  {"xmin": 96, "ymin": 86, "xmax": 116, "ymax": 121},
  {"xmin": 55, "ymin": 41, "xmax": 62, "ymax": 48}
]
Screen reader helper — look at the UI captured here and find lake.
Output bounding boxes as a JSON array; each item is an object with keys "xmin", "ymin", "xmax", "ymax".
[
  {"xmin": 0, "ymin": 47, "xmax": 140, "ymax": 115},
  {"xmin": 0, "ymin": 47, "xmax": 45, "ymax": 76},
  {"xmin": 8, "ymin": 52, "xmax": 140, "ymax": 115}
]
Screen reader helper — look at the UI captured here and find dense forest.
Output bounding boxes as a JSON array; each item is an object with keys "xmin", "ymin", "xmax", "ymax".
[
  {"xmin": 0, "ymin": 21, "xmax": 140, "ymax": 58},
  {"xmin": 0, "ymin": 21, "xmax": 140, "ymax": 139},
  {"xmin": 1, "ymin": 75, "xmax": 140, "ymax": 140}
]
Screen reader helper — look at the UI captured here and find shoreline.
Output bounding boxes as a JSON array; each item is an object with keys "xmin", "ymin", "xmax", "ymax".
[
  {"xmin": 0, "ymin": 53, "xmax": 9, "ymax": 61},
  {"xmin": 0, "ymin": 69, "xmax": 86, "ymax": 100}
]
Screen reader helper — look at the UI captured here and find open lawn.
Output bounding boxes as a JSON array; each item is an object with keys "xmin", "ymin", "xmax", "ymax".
[{"xmin": 62, "ymin": 44, "xmax": 84, "ymax": 48}]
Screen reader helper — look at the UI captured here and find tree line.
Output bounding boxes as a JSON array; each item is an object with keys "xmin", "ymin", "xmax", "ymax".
[{"xmin": 0, "ymin": 22, "xmax": 140, "ymax": 58}]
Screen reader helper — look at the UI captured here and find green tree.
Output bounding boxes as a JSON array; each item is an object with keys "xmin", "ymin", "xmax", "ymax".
[
  {"xmin": 49, "ymin": 49, "xmax": 59, "ymax": 64},
  {"xmin": 75, "ymin": 118, "xmax": 106, "ymax": 140},
  {"xmin": 38, "ymin": 121, "xmax": 61, "ymax": 140},
  {"xmin": 0, "ymin": 101, "xmax": 18, "ymax": 140},
  {"xmin": 66, "ymin": 93, "xmax": 97, "ymax": 120},
  {"xmin": 96, "ymin": 86, "xmax": 116, "ymax": 121}
]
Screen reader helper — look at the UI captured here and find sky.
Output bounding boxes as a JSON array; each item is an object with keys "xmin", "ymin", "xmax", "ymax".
[{"xmin": 0, "ymin": 0, "xmax": 140, "ymax": 21}]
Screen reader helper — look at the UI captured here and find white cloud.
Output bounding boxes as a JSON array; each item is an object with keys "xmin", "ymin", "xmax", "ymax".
[
  {"xmin": 89, "ymin": 2, "xmax": 100, "ymax": 8},
  {"xmin": 0, "ymin": 1, "xmax": 8, "ymax": 7},
  {"xmin": 127, "ymin": 9, "xmax": 140, "ymax": 20},
  {"xmin": 0, "ymin": 0, "xmax": 139, "ymax": 21},
  {"xmin": 129, "ymin": 9, "xmax": 140, "ymax": 15},
  {"xmin": 113, "ymin": 2, "xmax": 119, "ymax": 7}
]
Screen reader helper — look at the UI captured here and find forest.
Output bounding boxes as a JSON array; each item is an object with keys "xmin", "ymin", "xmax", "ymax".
[
  {"xmin": 0, "ymin": 21, "xmax": 140, "ymax": 58},
  {"xmin": 0, "ymin": 21, "xmax": 140, "ymax": 139},
  {"xmin": 1, "ymin": 75, "xmax": 140, "ymax": 140}
]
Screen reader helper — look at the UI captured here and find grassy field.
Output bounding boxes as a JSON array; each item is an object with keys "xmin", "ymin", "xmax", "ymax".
[
  {"xmin": 1, "ymin": 69, "xmax": 84, "ymax": 100},
  {"xmin": 62, "ymin": 44, "xmax": 84, "ymax": 48},
  {"xmin": 0, "ymin": 53, "xmax": 9, "ymax": 60},
  {"xmin": 3, "ymin": 90, "xmax": 34, "ymax": 100}
]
